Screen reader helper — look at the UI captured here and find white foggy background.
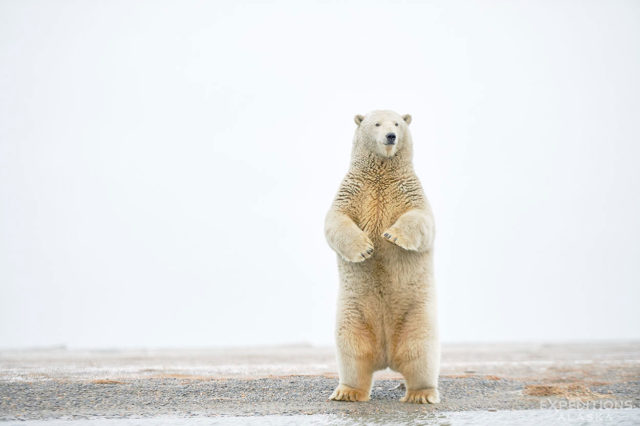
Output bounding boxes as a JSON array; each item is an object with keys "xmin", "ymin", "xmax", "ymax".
[{"xmin": 1, "ymin": 0, "xmax": 639, "ymax": 348}]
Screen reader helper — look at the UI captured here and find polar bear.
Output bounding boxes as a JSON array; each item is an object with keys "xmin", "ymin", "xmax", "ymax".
[{"xmin": 325, "ymin": 110, "xmax": 440, "ymax": 404}]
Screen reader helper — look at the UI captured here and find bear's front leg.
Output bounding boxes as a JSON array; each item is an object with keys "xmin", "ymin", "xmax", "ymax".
[
  {"xmin": 382, "ymin": 209, "xmax": 434, "ymax": 252},
  {"xmin": 325, "ymin": 210, "xmax": 374, "ymax": 262}
]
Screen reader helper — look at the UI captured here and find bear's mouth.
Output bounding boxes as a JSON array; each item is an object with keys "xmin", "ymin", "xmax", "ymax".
[{"xmin": 383, "ymin": 144, "xmax": 396, "ymax": 156}]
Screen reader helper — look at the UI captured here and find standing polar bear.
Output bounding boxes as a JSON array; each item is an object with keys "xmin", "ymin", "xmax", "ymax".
[{"xmin": 325, "ymin": 110, "xmax": 440, "ymax": 404}]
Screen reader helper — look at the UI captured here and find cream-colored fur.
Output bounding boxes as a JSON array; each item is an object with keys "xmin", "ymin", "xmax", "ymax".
[{"xmin": 325, "ymin": 110, "xmax": 440, "ymax": 404}]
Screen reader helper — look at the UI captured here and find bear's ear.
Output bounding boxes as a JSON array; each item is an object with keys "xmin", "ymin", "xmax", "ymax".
[
  {"xmin": 354, "ymin": 114, "xmax": 365, "ymax": 126},
  {"xmin": 403, "ymin": 114, "xmax": 412, "ymax": 125}
]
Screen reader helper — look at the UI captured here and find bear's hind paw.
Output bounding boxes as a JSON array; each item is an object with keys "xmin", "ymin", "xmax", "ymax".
[
  {"xmin": 329, "ymin": 384, "xmax": 369, "ymax": 402},
  {"xmin": 401, "ymin": 388, "xmax": 440, "ymax": 404}
]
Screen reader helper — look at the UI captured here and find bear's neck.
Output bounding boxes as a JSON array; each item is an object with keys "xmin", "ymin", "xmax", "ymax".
[{"xmin": 349, "ymin": 144, "xmax": 414, "ymax": 176}]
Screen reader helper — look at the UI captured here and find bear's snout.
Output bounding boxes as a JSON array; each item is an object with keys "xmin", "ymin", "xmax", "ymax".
[{"xmin": 384, "ymin": 133, "xmax": 397, "ymax": 145}]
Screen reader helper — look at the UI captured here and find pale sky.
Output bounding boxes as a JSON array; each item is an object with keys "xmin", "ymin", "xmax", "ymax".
[{"xmin": 1, "ymin": 0, "xmax": 639, "ymax": 348}]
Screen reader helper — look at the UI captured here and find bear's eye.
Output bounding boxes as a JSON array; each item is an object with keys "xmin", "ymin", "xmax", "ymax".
[
  {"xmin": 375, "ymin": 123, "xmax": 380, "ymax": 127},
  {"xmin": 395, "ymin": 122, "xmax": 399, "ymax": 126}
]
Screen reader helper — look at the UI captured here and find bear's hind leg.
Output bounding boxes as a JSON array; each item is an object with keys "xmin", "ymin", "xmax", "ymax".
[
  {"xmin": 330, "ymin": 315, "xmax": 380, "ymax": 402},
  {"xmin": 391, "ymin": 323, "xmax": 440, "ymax": 404},
  {"xmin": 396, "ymin": 351, "xmax": 440, "ymax": 403},
  {"xmin": 330, "ymin": 350, "xmax": 375, "ymax": 402},
  {"xmin": 400, "ymin": 377, "xmax": 440, "ymax": 403}
]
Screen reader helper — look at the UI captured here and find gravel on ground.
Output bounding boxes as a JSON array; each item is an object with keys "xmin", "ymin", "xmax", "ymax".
[{"xmin": 1, "ymin": 342, "xmax": 638, "ymax": 420}]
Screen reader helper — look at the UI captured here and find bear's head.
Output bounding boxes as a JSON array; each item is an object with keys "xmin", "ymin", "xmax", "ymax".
[{"xmin": 353, "ymin": 110, "xmax": 412, "ymax": 159}]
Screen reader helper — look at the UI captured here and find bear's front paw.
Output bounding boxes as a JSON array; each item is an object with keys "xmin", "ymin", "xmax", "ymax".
[
  {"xmin": 338, "ymin": 233, "xmax": 374, "ymax": 263},
  {"xmin": 329, "ymin": 384, "xmax": 370, "ymax": 402},
  {"xmin": 382, "ymin": 227, "xmax": 420, "ymax": 251},
  {"xmin": 401, "ymin": 387, "xmax": 440, "ymax": 404}
]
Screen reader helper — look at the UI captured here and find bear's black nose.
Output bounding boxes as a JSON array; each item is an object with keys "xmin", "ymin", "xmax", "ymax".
[{"xmin": 385, "ymin": 133, "xmax": 396, "ymax": 145}]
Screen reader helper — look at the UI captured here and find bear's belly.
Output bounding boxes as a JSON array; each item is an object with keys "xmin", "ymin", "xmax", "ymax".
[
  {"xmin": 337, "ymin": 246, "xmax": 431, "ymax": 310},
  {"xmin": 337, "ymin": 250, "xmax": 433, "ymax": 368}
]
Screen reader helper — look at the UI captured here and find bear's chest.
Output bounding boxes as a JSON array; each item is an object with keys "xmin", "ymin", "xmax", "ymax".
[{"xmin": 354, "ymin": 181, "xmax": 410, "ymax": 236}]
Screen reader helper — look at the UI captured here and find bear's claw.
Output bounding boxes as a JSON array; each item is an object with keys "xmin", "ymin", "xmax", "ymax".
[{"xmin": 359, "ymin": 247, "xmax": 374, "ymax": 260}]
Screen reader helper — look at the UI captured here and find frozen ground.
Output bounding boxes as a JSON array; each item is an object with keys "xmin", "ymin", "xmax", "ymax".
[{"xmin": 0, "ymin": 342, "xmax": 638, "ymax": 422}]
